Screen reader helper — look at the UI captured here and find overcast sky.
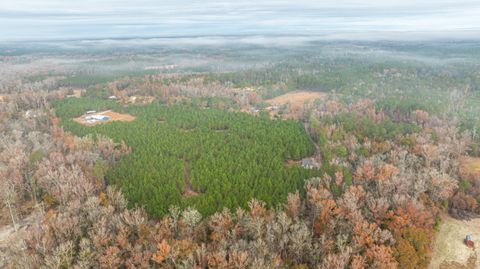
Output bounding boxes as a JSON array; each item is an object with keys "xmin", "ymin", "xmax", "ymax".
[{"xmin": 1, "ymin": 0, "xmax": 480, "ymax": 41}]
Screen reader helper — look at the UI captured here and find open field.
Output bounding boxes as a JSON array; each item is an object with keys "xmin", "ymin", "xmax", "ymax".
[
  {"xmin": 266, "ymin": 91, "xmax": 326, "ymax": 119},
  {"xmin": 73, "ymin": 110, "xmax": 135, "ymax": 126},
  {"xmin": 266, "ymin": 91, "xmax": 326, "ymax": 108},
  {"xmin": 429, "ymin": 216, "xmax": 480, "ymax": 269}
]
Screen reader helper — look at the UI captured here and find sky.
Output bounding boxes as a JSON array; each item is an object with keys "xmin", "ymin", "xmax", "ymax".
[{"xmin": 1, "ymin": 0, "xmax": 480, "ymax": 42}]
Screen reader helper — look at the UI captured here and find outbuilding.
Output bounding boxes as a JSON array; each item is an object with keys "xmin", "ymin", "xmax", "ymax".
[
  {"xmin": 91, "ymin": 115, "xmax": 110, "ymax": 121},
  {"xmin": 301, "ymin": 158, "xmax": 320, "ymax": 169},
  {"xmin": 465, "ymin": 234, "xmax": 474, "ymax": 248}
]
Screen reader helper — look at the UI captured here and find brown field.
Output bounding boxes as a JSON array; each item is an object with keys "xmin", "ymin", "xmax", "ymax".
[
  {"xmin": 266, "ymin": 91, "xmax": 326, "ymax": 119},
  {"xmin": 459, "ymin": 157, "xmax": 480, "ymax": 180},
  {"xmin": 266, "ymin": 91, "xmax": 326, "ymax": 108},
  {"xmin": 73, "ymin": 110, "xmax": 135, "ymax": 126},
  {"xmin": 429, "ymin": 215, "xmax": 480, "ymax": 269}
]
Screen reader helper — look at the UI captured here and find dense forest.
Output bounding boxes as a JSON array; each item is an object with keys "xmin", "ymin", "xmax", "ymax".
[{"xmin": 54, "ymin": 98, "xmax": 316, "ymax": 216}]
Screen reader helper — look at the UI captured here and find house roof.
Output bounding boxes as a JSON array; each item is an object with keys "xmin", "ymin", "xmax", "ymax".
[{"xmin": 301, "ymin": 158, "xmax": 319, "ymax": 168}]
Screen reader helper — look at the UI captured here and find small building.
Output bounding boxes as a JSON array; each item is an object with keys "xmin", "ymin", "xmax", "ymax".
[
  {"xmin": 84, "ymin": 114, "xmax": 110, "ymax": 124},
  {"xmin": 86, "ymin": 110, "xmax": 96, "ymax": 115},
  {"xmin": 465, "ymin": 234, "xmax": 474, "ymax": 248},
  {"xmin": 89, "ymin": 115, "xmax": 110, "ymax": 121},
  {"xmin": 301, "ymin": 158, "xmax": 320, "ymax": 169},
  {"xmin": 95, "ymin": 115, "xmax": 110, "ymax": 121}
]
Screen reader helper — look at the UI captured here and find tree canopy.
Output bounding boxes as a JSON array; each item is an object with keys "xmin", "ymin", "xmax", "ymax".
[{"xmin": 54, "ymin": 98, "xmax": 317, "ymax": 216}]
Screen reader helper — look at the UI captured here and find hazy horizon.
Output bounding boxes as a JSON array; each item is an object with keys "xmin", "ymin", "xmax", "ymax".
[{"xmin": 2, "ymin": 0, "xmax": 480, "ymax": 42}]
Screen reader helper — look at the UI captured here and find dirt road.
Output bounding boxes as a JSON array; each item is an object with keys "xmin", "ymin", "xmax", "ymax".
[{"xmin": 183, "ymin": 159, "xmax": 198, "ymax": 197}]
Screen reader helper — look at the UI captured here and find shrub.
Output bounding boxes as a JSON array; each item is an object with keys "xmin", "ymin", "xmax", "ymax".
[{"xmin": 459, "ymin": 179, "xmax": 473, "ymax": 191}]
